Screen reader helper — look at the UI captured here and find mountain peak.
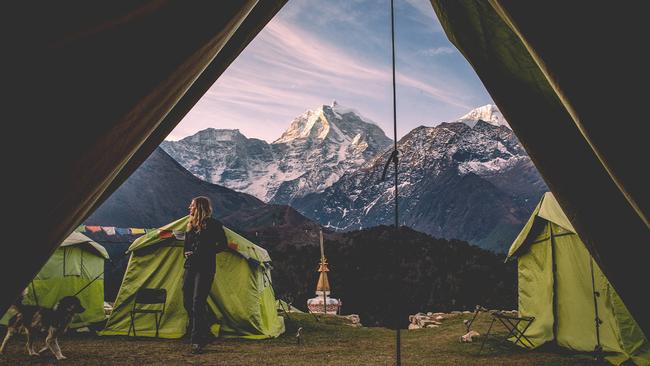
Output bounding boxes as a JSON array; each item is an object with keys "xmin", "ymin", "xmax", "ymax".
[
  {"xmin": 163, "ymin": 103, "xmax": 392, "ymax": 204},
  {"xmin": 456, "ymin": 104, "xmax": 509, "ymax": 129},
  {"xmin": 273, "ymin": 102, "xmax": 385, "ymax": 144},
  {"xmin": 273, "ymin": 106, "xmax": 331, "ymax": 144},
  {"xmin": 182, "ymin": 128, "xmax": 245, "ymax": 144}
]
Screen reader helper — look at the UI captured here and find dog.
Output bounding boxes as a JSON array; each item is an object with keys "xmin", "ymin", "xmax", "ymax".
[{"xmin": 0, "ymin": 292, "xmax": 85, "ymax": 360}]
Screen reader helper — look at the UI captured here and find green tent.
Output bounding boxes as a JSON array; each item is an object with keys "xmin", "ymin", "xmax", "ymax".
[
  {"xmin": 100, "ymin": 216, "xmax": 284, "ymax": 339},
  {"xmin": 506, "ymin": 193, "xmax": 649, "ymax": 365},
  {"xmin": 1, "ymin": 232, "xmax": 109, "ymax": 328}
]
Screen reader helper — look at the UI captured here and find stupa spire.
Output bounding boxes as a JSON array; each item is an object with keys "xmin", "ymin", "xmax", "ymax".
[
  {"xmin": 315, "ymin": 230, "xmax": 331, "ymax": 295},
  {"xmin": 307, "ymin": 229, "xmax": 342, "ymax": 314}
]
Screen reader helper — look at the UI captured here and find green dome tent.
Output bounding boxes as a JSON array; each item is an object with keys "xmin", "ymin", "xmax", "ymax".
[
  {"xmin": 1, "ymin": 232, "xmax": 109, "ymax": 329},
  {"xmin": 100, "ymin": 216, "xmax": 284, "ymax": 339},
  {"xmin": 506, "ymin": 193, "xmax": 649, "ymax": 365}
]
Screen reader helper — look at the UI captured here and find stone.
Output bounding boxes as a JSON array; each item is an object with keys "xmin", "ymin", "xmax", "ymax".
[
  {"xmin": 460, "ymin": 330, "xmax": 481, "ymax": 342},
  {"xmin": 342, "ymin": 314, "xmax": 362, "ymax": 327}
]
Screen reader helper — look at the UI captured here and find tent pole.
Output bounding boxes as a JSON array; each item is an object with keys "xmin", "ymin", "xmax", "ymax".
[
  {"xmin": 589, "ymin": 257, "xmax": 603, "ymax": 360},
  {"xmin": 549, "ymin": 222, "xmax": 559, "ymax": 342},
  {"xmin": 389, "ymin": 0, "xmax": 401, "ymax": 364},
  {"xmin": 73, "ymin": 253, "xmax": 125, "ymax": 297},
  {"xmin": 72, "ymin": 265, "xmax": 107, "ymax": 297}
]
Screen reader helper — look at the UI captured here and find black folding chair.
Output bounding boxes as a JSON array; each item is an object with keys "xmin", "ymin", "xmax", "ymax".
[
  {"xmin": 479, "ymin": 311, "xmax": 535, "ymax": 354},
  {"xmin": 128, "ymin": 288, "xmax": 167, "ymax": 337}
]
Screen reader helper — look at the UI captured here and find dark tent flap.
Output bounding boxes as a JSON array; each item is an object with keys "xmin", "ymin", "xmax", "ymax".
[
  {"xmin": 3, "ymin": 1, "xmax": 287, "ymax": 317},
  {"xmin": 430, "ymin": 0, "xmax": 650, "ymax": 335}
]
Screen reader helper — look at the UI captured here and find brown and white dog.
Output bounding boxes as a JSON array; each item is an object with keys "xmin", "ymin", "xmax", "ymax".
[{"xmin": 0, "ymin": 291, "xmax": 85, "ymax": 360}]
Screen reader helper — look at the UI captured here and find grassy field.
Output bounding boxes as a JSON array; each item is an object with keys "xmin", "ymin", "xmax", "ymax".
[{"xmin": 0, "ymin": 312, "xmax": 598, "ymax": 365}]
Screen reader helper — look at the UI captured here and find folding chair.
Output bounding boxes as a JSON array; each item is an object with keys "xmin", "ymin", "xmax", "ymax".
[
  {"xmin": 479, "ymin": 311, "xmax": 535, "ymax": 354},
  {"xmin": 128, "ymin": 288, "xmax": 167, "ymax": 337}
]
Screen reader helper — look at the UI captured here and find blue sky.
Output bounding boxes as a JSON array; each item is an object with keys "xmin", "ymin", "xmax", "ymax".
[{"xmin": 166, "ymin": 0, "xmax": 493, "ymax": 142}]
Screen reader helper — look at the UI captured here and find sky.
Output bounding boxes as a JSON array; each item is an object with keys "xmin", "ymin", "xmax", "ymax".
[{"xmin": 166, "ymin": 0, "xmax": 494, "ymax": 142}]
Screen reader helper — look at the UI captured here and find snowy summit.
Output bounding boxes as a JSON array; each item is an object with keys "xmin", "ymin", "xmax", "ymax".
[
  {"xmin": 161, "ymin": 102, "xmax": 391, "ymax": 203},
  {"xmin": 456, "ymin": 104, "xmax": 509, "ymax": 129}
]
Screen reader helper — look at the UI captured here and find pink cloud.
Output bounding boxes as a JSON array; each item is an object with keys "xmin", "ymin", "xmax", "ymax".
[{"xmin": 171, "ymin": 14, "xmax": 474, "ymax": 141}]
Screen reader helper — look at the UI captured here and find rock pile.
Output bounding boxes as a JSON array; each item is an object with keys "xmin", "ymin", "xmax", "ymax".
[
  {"xmin": 407, "ymin": 312, "xmax": 446, "ymax": 330},
  {"xmin": 341, "ymin": 314, "xmax": 362, "ymax": 327},
  {"xmin": 406, "ymin": 309, "xmax": 519, "ymax": 331}
]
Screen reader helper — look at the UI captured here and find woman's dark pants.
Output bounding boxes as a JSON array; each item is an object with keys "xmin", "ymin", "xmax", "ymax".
[{"xmin": 182, "ymin": 269, "xmax": 214, "ymax": 345}]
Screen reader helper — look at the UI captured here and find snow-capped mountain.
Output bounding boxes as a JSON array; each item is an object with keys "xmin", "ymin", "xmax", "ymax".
[
  {"xmin": 456, "ymin": 104, "xmax": 509, "ymax": 128},
  {"xmin": 291, "ymin": 118, "xmax": 547, "ymax": 252},
  {"xmin": 161, "ymin": 101, "xmax": 392, "ymax": 203},
  {"xmin": 161, "ymin": 102, "xmax": 546, "ymax": 251}
]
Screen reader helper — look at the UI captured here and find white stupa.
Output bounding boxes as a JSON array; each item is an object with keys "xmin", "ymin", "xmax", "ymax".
[{"xmin": 307, "ymin": 230, "xmax": 342, "ymax": 315}]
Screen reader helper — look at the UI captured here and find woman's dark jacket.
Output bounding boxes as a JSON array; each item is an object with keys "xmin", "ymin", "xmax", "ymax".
[{"xmin": 183, "ymin": 217, "xmax": 228, "ymax": 273}]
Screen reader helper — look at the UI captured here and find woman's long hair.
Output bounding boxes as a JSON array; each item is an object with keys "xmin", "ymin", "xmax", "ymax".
[{"xmin": 187, "ymin": 196, "xmax": 213, "ymax": 232}]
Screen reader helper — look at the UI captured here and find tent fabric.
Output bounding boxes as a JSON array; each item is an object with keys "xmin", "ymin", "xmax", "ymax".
[
  {"xmin": 3, "ymin": 0, "xmax": 287, "ymax": 318},
  {"xmin": 507, "ymin": 193, "xmax": 649, "ymax": 365},
  {"xmin": 507, "ymin": 193, "xmax": 574, "ymax": 260},
  {"xmin": 62, "ymin": 232, "xmax": 110, "ymax": 260},
  {"xmin": 1, "ymin": 235, "xmax": 108, "ymax": 328},
  {"xmin": 100, "ymin": 217, "xmax": 283, "ymax": 339},
  {"xmin": 429, "ymin": 0, "xmax": 650, "ymax": 336},
  {"xmin": 537, "ymin": 194, "xmax": 575, "ymax": 234},
  {"xmin": 128, "ymin": 216, "xmax": 272, "ymax": 263}
]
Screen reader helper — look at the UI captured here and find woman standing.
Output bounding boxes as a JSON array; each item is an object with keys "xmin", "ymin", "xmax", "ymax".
[{"xmin": 182, "ymin": 196, "xmax": 227, "ymax": 354}]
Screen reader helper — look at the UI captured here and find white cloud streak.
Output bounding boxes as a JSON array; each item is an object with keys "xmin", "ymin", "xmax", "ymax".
[{"xmin": 417, "ymin": 46, "xmax": 456, "ymax": 56}]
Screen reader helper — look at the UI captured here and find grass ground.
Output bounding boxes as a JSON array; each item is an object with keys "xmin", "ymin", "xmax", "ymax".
[{"xmin": 0, "ymin": 312, "xmax": 598, "ymax": 365}]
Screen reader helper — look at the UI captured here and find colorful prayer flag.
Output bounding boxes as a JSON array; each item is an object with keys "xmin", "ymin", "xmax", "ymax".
[
  {"xmin": 86, "ymin": 225, "xmax": 101, "ymax": 233},
  {"xmin": 116, "ymin": 228, "xmax": 130, "ymax": 235},
  {"xmin": 228, "ymin": 241, "xmax": 238, "ymax": 251}
]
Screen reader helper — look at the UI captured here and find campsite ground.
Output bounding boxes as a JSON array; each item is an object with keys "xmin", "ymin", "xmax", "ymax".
[{"xmin": 0, "ymin": 313, "xmax": 597, "ymax": 365}]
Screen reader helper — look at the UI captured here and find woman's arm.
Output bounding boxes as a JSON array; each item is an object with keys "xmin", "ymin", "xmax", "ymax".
[
  {"xmin": 209, "ymin": 218, "xmax": 228, "ymax": 253},
  {"xmin": 184, "ymin": 230, "xmax": 194, "ymax": 258},
  {"xmin": 216, "ymin": 223, "xmax": 228, "ymax": 252}
]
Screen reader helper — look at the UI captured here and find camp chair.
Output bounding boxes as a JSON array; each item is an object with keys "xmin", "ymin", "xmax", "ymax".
[
  {"xmin": 479, "ymin": 311, "xmax": 535, "ymax": 354},
  {"xmin": 128, "ymin": 288, "xmax": 167, "ymax": 337}
]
